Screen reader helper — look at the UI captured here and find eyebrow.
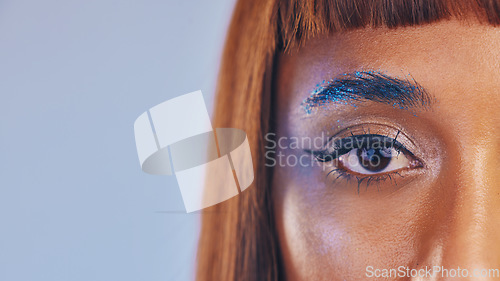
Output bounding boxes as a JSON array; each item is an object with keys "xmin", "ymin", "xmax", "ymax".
[{"xmin": 302, "ymin": 71, "xmax": 434, "ymax": 114}]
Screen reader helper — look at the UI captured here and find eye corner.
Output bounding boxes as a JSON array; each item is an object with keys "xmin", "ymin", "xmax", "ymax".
[{"xmin": 408, "ymin": 157, "xmax": 425, "ymax": 169}]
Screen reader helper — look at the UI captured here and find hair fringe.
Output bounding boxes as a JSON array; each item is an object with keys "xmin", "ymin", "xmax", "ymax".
[{"xmin": 278, "ymin": 0, "xmax": 500, "ymax": 51}]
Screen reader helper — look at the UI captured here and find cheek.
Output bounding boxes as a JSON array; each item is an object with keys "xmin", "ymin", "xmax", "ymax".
[{"xmin": 273, "ymin": 159, "xmax": 444, "ymax": 280}]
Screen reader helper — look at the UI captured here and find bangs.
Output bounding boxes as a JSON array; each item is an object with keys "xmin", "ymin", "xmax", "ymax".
[{"xmin": 278, "ymin": 0, "xmax": 500, "ymax": 50}]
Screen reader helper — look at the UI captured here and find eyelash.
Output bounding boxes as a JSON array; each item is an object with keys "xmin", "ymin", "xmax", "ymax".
[
  {"xmin": 306, "ymin": 132, "xmax": 419, "ymax": 192},
  {"xmin": 325, "ymin": 167, "xmax": 406, "ymax": 193}
]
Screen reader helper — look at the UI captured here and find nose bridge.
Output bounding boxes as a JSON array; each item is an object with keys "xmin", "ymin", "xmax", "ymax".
[{"xmin": 438, "ymin": 117, "xmax": 500, "ymax": 276}]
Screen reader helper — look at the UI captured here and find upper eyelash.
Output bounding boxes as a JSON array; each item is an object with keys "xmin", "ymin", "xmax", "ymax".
[{"xmin": 305, "ymin": 133, "xmax": 408, "ymax": 163}]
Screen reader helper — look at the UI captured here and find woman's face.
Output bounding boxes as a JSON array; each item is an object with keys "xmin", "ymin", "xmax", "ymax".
[{"xmin": 272, "ymin": 19, "xmax": 500, "ymax": 280}]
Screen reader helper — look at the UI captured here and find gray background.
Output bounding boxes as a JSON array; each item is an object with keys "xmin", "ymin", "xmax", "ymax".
[{"xmin": 0, "ymin": 0, "xmax": 235, "ymax": 280}]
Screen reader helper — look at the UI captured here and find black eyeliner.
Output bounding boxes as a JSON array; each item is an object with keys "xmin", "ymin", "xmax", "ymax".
[{"xmin": 305, "ymin": 134, "xmax": 407, "ymax": 163}]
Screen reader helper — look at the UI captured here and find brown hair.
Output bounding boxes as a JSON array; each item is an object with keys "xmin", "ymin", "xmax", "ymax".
[{"xmin": 196, "ymin": 1, "xmax": 500, "ymax": 280}]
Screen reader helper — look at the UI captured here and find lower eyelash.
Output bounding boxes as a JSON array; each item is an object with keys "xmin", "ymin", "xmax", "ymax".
[{"xmin": 326, "ymin": 168, "xmax": 405, "ymax": 193}]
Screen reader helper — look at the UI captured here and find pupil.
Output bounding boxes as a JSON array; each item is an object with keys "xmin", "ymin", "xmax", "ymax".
[{"xmin": 357, "ymin": 148, "xmax": 392, "ymax": 172}]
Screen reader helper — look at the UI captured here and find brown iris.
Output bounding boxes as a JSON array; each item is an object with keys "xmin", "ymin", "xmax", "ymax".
[{"xmin": 357, "ymin": 147, "xmax": 392, "ymax": 172}]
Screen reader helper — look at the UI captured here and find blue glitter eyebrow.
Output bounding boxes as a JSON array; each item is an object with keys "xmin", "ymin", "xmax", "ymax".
[{"xmin": 302, "ymin": 71, "xmax": 434, "ymax": 114}]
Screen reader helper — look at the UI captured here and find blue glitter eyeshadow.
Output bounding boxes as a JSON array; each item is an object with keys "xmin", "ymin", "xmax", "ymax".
[{"xmin": 302, "ymin": 71, "xmax": 433, "ymax": 114}]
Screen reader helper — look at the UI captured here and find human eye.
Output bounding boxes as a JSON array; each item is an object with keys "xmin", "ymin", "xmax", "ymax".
[
  {"xmin": 343, "ymin": 135, "xmax": 420, "ymax": 175},
  {"xmin": 306, "ymin": 126, "xmax": 424, "ymax": 188}
]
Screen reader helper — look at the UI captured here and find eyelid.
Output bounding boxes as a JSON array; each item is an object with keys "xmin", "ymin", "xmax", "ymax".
[
  {"xmin": 326, "ymin": 123, "xmax": 419, "ymax": 156},
  {"xmin": 331, "ymin": 134, "xmax": 406, "ymax": 155}
]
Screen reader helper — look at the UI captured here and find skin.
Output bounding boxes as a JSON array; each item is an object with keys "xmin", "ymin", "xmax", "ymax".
[{"xmin": 272, "ymin": 19, "xmax": 500, "ymax": 280}]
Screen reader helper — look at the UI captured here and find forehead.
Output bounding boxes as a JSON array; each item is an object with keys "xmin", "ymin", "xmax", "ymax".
[
  {"xmin": 280, "ymin": 19, "xmax": 500, "ymax": 67},
  {"xmin": 276, "ymin": 19, "xmax": 500, "ymax": 121}
]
